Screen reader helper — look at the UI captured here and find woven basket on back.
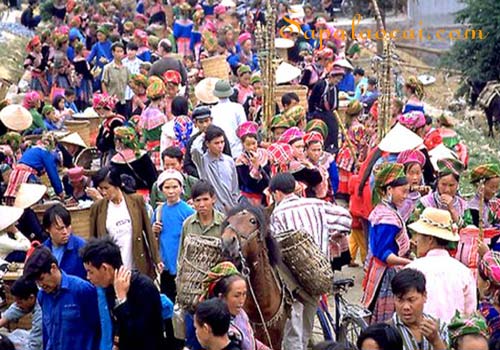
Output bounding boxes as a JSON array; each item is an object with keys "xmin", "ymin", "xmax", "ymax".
[
  {"xmin": 274, "ymin": 85, "xmax": 308, "ymax": 111},
  {"xmin": 64, "ymin": 120, "xmax": 91, "ymax": 147},
  {"xmin": 75, "ymin": 147, "xmax": 101, "ymax": 176},
  {"xmin": 274, "ymin": 229, "xmax": 333, "ymax": 296},
  {"xmin": 34, "ymin": 203, "xmax": 91, "ymax": 240},
  {"xmin": 201, "ymin": 55, "xmax": 230, "ymax": 80},
  {"xmin": 176, "ymin": 235, "xmax": 222, "ymax": 312},
  {"xmin": 72, "ymin": 115, "xmax": 103, "ymax": 146}
]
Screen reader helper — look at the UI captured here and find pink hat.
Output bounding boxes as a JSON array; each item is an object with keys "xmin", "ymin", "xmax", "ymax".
[
  {"xmin": 237, "ymin": 121, "xmax": 259, "ymax": 139},
  {"xmin": 68, "ymin": 166, "xmax": 84, "ymax": 183},
  {"xmin": 396, "ymin": 149, "xmax": 426, "ymax": 167},
  {"xmin": 238, "ymin": 32, "xmax": 252, "ymax": 45},
  {"xmin": 214, "ymin": 4, "xmax": 227, "ymax": 15},
  {"xmin": 398, "ymin": 111, "xmax": 426, "ymax": 131},
  {"xmin": 303, "ymin": 131, "xmax": 323, "ymax": 145},
  {"xmin": 278, "ymin": 127, "xmax": 305, "ymax": 145}
]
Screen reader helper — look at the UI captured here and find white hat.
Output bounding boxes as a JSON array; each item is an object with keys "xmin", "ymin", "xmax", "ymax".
[
  {"xmin": 289, "ymin": 5, "xmax": 305, "ymax": 19},
  {"xmin": 195, "ymin": 78, "xmax": 220, "ymax": 105},
  {"xmin": 333, "ymin": 58, "xmax": 354, "ymax": 70},
  {"xmin": 275, "ymin": 38, "xmax": 295, "ymax": 49},
  {"xmin": 14, "ymin": 183, "xmax": 47, "ymax": 209},
  {"xmin": 276, "ymin": 62, "xmax": 302, "ymax": 85},
  {"xmin": 157, "ymin": 169, "xmax": 184, "ymax": 189},
  {"xmin": 220, "ymin": 0, "xmax": 236, "ymax": 7},
  {"xmin": 428, "ymin": 143, "xmax": 457, "ymax": 171},
  {"xmin": 378, "ymin": 123, "xmax": 423, "ymax": 153},
  {"xmin": 59, "ymin": 132, "xmax": 88, "ymax": 148},
  {"xmin": 81, "ymin": 107, "xmax": 99, "ymax": 119},
  {"xmin": 408, "ymin": 207, "xmax": 459, "ymax": 242},
  {"xmin": 0, "ymin": 206, "xmax": 24, "ymax": 232},
  {"xmin": 0, "ymin": 104, "xmax": 33, "ymax": 131}
]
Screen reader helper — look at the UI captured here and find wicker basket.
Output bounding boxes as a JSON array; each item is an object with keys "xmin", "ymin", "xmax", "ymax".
[
  {"xmin": 274, "ymin": 85, "xmax": 308, "ymax": 111},
  {"xmin": 274, "ymin": 229, "xmax": 333, "ymax": 296},
  {"xmin": 201, "ymin": 55, "xmax": 230, "ymax": 80},
  {"xmin": 75, "ymin": 147, "xmax": 101, "ymax": 176},
  {"xmin": 64, "ymin": 120, "xmax": 91, "ymax": 148},
  {"xmin": 176, "ymin": 235, "xmax": 222, "ymax": 312},
  {"xmin": 72, "ymin": 115, "xmax": 103, "ymax": 146},
  {"xmin": 33, "ymin": 203, "xmax": 91, "ymax": 240}
]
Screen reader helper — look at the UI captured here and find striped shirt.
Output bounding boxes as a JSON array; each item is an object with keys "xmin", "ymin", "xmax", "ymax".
[
  {"xmin": 391, "ymin": 313, "xmax": 449, "ymax": 350},
  {"xmin": 269, "ymin": 194, "xmax": 352, "ymax": 258}
]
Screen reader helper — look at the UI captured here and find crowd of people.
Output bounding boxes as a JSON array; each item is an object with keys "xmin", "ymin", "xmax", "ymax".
[{"xmin": 0, "ymin": 0, "xmax": 499, "ymax": 349}]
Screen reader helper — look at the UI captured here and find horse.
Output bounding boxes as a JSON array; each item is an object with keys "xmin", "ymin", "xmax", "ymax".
[
  {"xmin": 468, "ymin": 79, "xmax": 500, "ymax": 137},
  {"xmin": 221, "ymin": 205, "xmax": 288, "ymax": 350}
]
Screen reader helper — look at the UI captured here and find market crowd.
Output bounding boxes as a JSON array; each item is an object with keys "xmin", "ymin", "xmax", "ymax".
[{"xmin": 0, "ymin": 0, "xmax": 499, "ymax": 349}]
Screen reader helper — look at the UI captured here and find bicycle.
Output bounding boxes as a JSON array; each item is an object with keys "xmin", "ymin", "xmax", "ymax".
[{"xmin": 316, "ymin": 277, "xmax": 371, "ymax": 348}]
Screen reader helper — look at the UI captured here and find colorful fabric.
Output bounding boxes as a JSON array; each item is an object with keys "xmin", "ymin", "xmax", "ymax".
[
  {"xmin": 23, "ymin": 91, "xmax": 41, "ymax": 109},
  {"xmin": 93, "ymin": 93, "xmax": 117, "ymax": 110},
  {"xmin": 347, "ymin": 122, "xmax": 365, "ymax": 146},
  {"xmin": 250, "ymin": 74, "xmax": 261, "ymax": 85},
  {"xmin": 345, "ymin": 100, "xmax": 362, "ymax": 116},
  {"xmin": 238, "ymin": 32, "xmax": 252, "ymax": 45},
  {"xmin": 397, "ymin": 111, "xmax": 426, "ymax": 131},
  {"xmin": 479, "ymin": 251, "xmax": 500, "ymax": 285},
  {"xmin": 130, "ymin": 74, "xmax": 149, "ymax": 89},
  {"xmin": 173, "ymin": 116, "xmax": 194, "ymax": 153},
  {"xmin": 283, "ymin": 106, "xmax": 306, "ymax": 127},
  {"xmin": 270, "ymin": 114, "xmax": 293, "ymax": 129},
  {"xmin": 439, "ymin": 128, "xmax": 459, "ymax": 149},
  {"xmin": 370, "ymin": 266, "xmax": 398, "ymax": 323},
  {"xmin": 147, "ymin": 78, "xmax": 167, "ymax": 100},
  {"xmin": 202, "ymin": 261, "xmax": 240, "ymax": 299},
  {"xmin": 236, "ymin": 121, "xmax": 259, "ymax": 139},
  {"xmin": 114, "ymin": 126, "xmax": 140, "ymax": 154},
  {"xmin": 303, "ymin": 131, "xmax": 323, "ymax": 146},
  {"xmin": 237, "ymin": 65, "xmax": 251, "ymax": 77},
  {"xmin": 424, "ymin": 129, "xmax": 443, "ymax": 151},
  {"xmin": 42, "ymin": 104, "xmax": 55, "ymax": 115},
  {"xmin": 0, "ymin": 132, "xmax": 22, "ymax": 151},
  {"xmin": 406, "ymin": 76, "xmax": 425, "ymax": 100},
  {"xmin": 305, "ymin": 119, "xmax": 328, "ymax": 140},
  {"xmin": 437, "ymin": 158, "xmax": 464, "ymax": 177},
  {"xmin": 163, "ymin": 70, "xmax": 182, "ymax": 85},
  {"xmin": 267, "ymin": 143, "xmax": 294, "ymax": 175},
  {"xmin": 479, "ymin": 301, "xmax": 500, "ymax": 342},
  {"xmin": 202, "ymin": 30, "xmax": 217, "ymax": 52},
  {"xmin": 372, "ymin": 163, "xmax": 406, "ymax": 205},
  {"xmin": 393, "ymin": 312, "xmax": 449, "ymax": 350},
  {"xmin": 396, "ymin": 149, "xmax": 426, "ymax": 166},
  {"xmin": 139, "ymin": 107, "xmax": 167, "ymax": 131},
  {"xmin": 26, "ymin": 35, "xmax": 41, "ymax": 52},
  {"xmin": 278, "ymin": 127, "xmax": 304, "ymax": 145},
  {"xmin": 448, "ymin": 310, "xmax": 489, "ymax": 347},
  {"xmin": 471, "ymin": 163, "xmax": 500, "ymax": 184}
]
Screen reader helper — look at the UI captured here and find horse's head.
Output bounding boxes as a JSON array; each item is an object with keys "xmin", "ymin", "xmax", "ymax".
[{"xmin": 221, "ymin": 205, "xmax": 281, "ymax": 270}]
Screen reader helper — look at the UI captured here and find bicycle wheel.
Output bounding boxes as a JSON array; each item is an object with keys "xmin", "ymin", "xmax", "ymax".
[
  {"xmin": 337, "ymin": 316, "xmax": 368, "ymax": 348},
  {"xmin": 316, "ymin": 307, "xmax": 334, "ymax": 341}
]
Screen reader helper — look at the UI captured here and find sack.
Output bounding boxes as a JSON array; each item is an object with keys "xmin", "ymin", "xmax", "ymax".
[
  {"xmin": 50, "ymin": 85, "xmax": 65, "ymax": 102},
  {"xmin": 172, "ymin": 304, "xmax": 186, "ymax": 340}
]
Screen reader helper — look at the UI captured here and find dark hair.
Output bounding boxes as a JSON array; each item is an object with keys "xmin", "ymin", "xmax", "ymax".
[
  {"xmin": 10, "ymin": 276, "xmax": 38, "ymax": 300},
  {"xmin": 111, "ymin": 41, "xmax": 125, "ymax": 52},
  {"xmin": 0, "ymin": 334, "xmax": 15, "ymax": 350},
  {"xmin": 312, "ymin": 341, "xmax": 352, "ymax": 350},
  {"xmin": 437, "ymin": 172, "xmax": 460, "ymax": 183},
  {"xmin": 211, "ymin": 274, "xmax": 245, "ymax": 298},
  {"xmin": 80, "ymin": 237, "xmax": 123, "ymax": 269},
  {"xmin": 241, "ymin": 133, "xmax": 257, "ymax": 143},
  {"xmin": 425, "ymin": 115, "xmax": 433, "ymax": 126},
  {"xmin": 126, "ymin": 41, "xmax": 138, "ymax": 51},
  {"xmin": 434, "ymin": 237, "xmax": 450, "ymax": 247},
  {"xmin": 42, "ymin": 204, "xmax": 71, "ymax": 230},
  {"xmin": 356, "ymin": 323, "xmax": 403, "ymax": 350},
  {"xmin": 52, "ymin": 95, "xmax": 65, "ymax": 110},
  {"xmin": 217, "ymin": 39, "xmax": 226, "ymax": 48},
  {"xmin": 269, "ymin": 172, "xmax": 296, "ymax": 194},
  {"xmin": 64, "ymin": 88, "xmax": 75, "ymax": 97},
  {"xmin": 93, "ymin": 166, "xmax": 136, "ymax": 194},
  {"xmin": 353, "ymin": 67, "xmax": 365, "ymax": 76},
  {"xmin": 205, "ymin": 125, "xmax": 225, "ymax": 143},
  {"xmin": 489, "ymin": 337, "xmax": 500, "ymax": 350},
  {"xmin": 281, "ymin": 92, "xmax": 299, "ymax": 107},
  {"xmin": 391, "ymin": 268, "xmax": 426, "ymax": 297},
  {"xmin": 195, "ymin": 298, "xmax": 231, "ymax": 337},
  {"xmin": 24, "ymin": 246, "xmax": 58, "ymax": 280},
  {"xmin": 191, "ymin": 180, "xmax": 215, "ymax": 199},
  {"xmin": 159, "ymin": 39, "xmax": 172, "ymax": 53},
  {"xmin": 162, "ymin": 146, "xmax": 183, "ymax": 163},
  {"xmin": 171, "ymin": 96, "xmax": 189, "ymax": 117}
]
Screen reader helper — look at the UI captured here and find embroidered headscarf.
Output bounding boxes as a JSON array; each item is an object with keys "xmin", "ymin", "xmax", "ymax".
[
  {"xmin": 303, "ymin": 131, "xmax": 323, "ymax": 146},
  {"xmin": 278, "ymin": 127, "xmax": 304, "ymax": 145},
  {"xmin": 397, "ymin": 111, "xmax": 426, "ymax": 132},
  {"xmin": 396, "ymin": 149, "xmax": 426, "ymax": 167},
  {"xmin": 202, "ymin": 261, "xmax": 240, "ymax": 299},
  {"xmin": 0, "ymin": 132, "xmax": 22, "ymax": 151},
  {"xmin": 114, "ymin": 126, "xmax": 140, "ymax": 155},
  {"xmin": 147, "ymin": 77, "xmax": 167, "ymax": 100},
  {"xmin": 479, "ymin": 251, "xmax": 500, "ymax": 285},
  {"xmin": 372, "ymin": 163, "xmax": 407, "ymax": 205},
  {"xmin": 92, "ymin": 93, "xmax": 117, "ymax": 110},
  {"xmin": 406, "ymin": 76, "xmax": 425, "ymax": 100},
  {"xmin": 23, "ymin": 91, "xmax": 41, "ymax": 109},
  {"xmin": 470, "ymin": 163, "xmax": 500, "ymax": 184},
  {"xmin": 130, "ymin": 74, "xmax": 149, "ymax": 89},
  {"xmin": 236, "ymin": 121, "xmax": 259, "ymax": 139},
  {"xmin": 437, "ymin": 158, "xmax": 464, "ymax": 178},
  {"xmin": 283, "ymin": 105, "xmax": 306, "ymax": 128},
  {"xmin": 305, "ymin": 119, "xmax": 328, "ymax": 140},
  {"xmin": 448, "ymin": 310, "xmax": 489, "ymax": 349}
]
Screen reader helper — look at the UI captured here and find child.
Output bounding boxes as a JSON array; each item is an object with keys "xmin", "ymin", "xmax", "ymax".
[
  {"xmin": 64, "ymin": 88, "xmax": 80, "ymax": 114},
  {"xmin": 478, "ymin": 250, "xmax": 500, "ymax": 342},
  {"xmin": 151, "ymin": 169, "xmax": 195, "ymax": 347},
  {"xmin": 42, "ymin": 104, "xmax": 65, "ymax": 131}
]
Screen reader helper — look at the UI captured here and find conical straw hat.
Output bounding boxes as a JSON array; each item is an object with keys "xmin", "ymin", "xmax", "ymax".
[
  {"xmin": 195, "ymin": 78, "xmax": 220, "ymax": 105},
  {"xmin": 0, "ymin": 104, "xmax": 33, "ymax": 131},
  {"xmin": 378, "ymin": 123, "xmax": 423, "ymax": 153},
  {"xmin": 14, "ymin": 183, "xmax": 47, "ymax": 209},
  {"xmin": 60, "ymin": 132, "xmax": 88, "ymax": 148},
  {"xmin": 0, "ymin": 206, "xmax": 24, "ymax": 231},
  {"xmin": 428, "ymin": 143, "xmax": 457, "ymax": 171},
  {"xmin": 276, "ymin": 62, "xmax": 302, "ymax": 85}
]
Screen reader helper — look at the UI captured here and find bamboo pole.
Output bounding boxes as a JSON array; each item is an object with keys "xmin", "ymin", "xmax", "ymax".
[{"xmin": 333, "ymin": 110, "xmax": 360, "ymax": 170}]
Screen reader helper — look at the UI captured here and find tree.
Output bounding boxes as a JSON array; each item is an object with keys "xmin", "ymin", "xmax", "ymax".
[{"xmin": 442, "ymin": 0, "xmax": 500, "ymax": 83}]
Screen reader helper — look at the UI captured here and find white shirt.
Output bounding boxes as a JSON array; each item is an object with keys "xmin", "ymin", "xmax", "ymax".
[
  {"xmin": 106, "ymin": 199, "xmax": 134, "ymax": 269},
  {"xmin": 406, "ymin": 248, "xmax": 477, "ymax": 323},
  {"xmin": 210, "ymin": 98, "xmax": 246, "ymax": 158},
  {"xmin": 123, "ymin": 56, "xmax": 143, "ymax": 100},
  {"xmin": 0, "ymin": 231, "xmax": 30, "ymax": 260}
]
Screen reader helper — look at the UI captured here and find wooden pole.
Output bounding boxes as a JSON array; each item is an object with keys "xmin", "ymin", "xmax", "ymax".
[{"xmin": 333, "ymin": 110, "xmax": 360, "ymax": 170}]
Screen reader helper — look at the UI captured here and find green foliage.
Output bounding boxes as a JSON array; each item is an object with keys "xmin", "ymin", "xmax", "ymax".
[{"xmin": 441, "ymin": 0, "xmax": 500, "ymax": 82}]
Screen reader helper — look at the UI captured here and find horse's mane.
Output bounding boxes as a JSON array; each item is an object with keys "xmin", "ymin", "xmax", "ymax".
[{"xmin": 225, "ymin": 204, "xmax": 282, "ymax": 267}]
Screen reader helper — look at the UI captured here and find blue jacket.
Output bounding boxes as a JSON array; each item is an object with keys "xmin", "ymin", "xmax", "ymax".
[
  {"xmin": 44, "ymin": 234, "xmax": 87, "ymax": 279},
  {"xmin": 39, "ymin": 272, "xmax": 100, "ymax": 350},
  {"xmin": 87, "ymin": 41, "xmax": 113, "ymax": 70},
  {"xmin": 19, "ymin": 146, "xmax": 63, "ymax": 195},
  {"xmin": 338, "ymin": 72, "xmax": 355, "ymax": 93}
]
